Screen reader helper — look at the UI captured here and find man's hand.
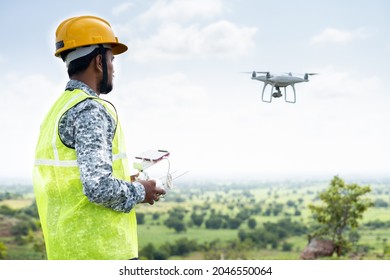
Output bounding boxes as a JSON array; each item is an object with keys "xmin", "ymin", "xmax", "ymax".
[{"xmin": 138, "ymin": 180, "xmax": 166, "ymax": 205}]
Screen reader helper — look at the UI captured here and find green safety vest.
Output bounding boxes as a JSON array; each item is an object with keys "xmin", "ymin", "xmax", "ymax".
[{"xmin": 33, "ymin": 89, "xmax": 138, "ymax": 260}]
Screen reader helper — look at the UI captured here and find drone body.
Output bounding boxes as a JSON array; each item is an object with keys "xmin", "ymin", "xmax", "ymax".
[{"xmin": 247, "ymin": 71, "xmax": 317, "ymax": 103}]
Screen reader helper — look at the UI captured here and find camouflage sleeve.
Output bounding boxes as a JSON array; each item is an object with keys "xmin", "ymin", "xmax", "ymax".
[{"xmin": 59, "ymin": 99, "xmax": 145, "ymax": 213}]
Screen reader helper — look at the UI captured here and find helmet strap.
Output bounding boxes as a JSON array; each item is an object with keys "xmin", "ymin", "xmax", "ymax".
[{"xmin": 98, "ymin": 44, "xmax": 108, "ymax": 94}]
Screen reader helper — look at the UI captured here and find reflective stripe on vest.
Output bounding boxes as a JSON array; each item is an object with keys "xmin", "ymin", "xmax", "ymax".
[
  {"xmin": 35, "ymin": 152, "xmax": 128, "ymax": 167},
  {"xmin": 33, "ymin": 89, "xmax": 138, "ymax": 260}
]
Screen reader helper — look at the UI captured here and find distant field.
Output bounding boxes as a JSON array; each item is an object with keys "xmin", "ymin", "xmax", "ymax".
[
  {"xmin": 134, "ymin": 179, "xmax": 390, "ymax": 259},
  {"xmin": 362, "ymin": 207, "xmax": 390, "ymax": 222},
  {"xmin": 0, "ymin": 199, "xmax": 32, "ymax": 209},
  {"xmin": 138, "ymin": 223, "xmax": 238, "ymax": 249},
  {"xmin": 1, "ymin": 178, "xmax": 390, "ymax": 260}
]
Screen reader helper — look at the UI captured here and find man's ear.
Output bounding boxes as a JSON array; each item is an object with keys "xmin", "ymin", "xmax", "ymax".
[{"xmin": 94, "ymin": 54, "xmax": 103, "ymax": 72}]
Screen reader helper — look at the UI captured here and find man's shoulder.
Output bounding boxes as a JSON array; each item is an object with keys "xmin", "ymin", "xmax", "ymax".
[
  {"xmin": 58, "ymin": 98, "xmax": 115, "ymax": 145},
  {"xmin": 74, "ymin": 97, "xmax": 106, "ymax": 111},
  {"xmin": 61, "ymin": 98, "xmax": 113, "ymax": 125}
]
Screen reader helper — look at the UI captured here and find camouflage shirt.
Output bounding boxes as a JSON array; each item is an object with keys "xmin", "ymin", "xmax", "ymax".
[{"xmin": 58, "ymin": 80, "xmax": 145, "ymax": 213}]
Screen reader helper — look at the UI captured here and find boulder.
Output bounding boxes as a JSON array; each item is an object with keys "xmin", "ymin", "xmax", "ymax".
[{"xmin": 301, "ymin": 238, "xmax": 335, "ymax": 260}]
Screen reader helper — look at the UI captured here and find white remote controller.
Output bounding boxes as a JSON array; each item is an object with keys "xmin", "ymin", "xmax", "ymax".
[{"xmin": 150, "ymin": 178, "xmax": 164, "ymax": 189}]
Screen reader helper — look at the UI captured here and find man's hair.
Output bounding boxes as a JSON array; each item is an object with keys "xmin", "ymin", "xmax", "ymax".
[{"xmin": 60, "ymin": 48, "xmax": 101, "ymax": 77}]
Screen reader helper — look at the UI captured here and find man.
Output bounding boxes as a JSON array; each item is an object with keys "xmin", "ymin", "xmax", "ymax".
[{"xmin": 33, "ymin": 15, "xmax": 165, "ymax": 260}]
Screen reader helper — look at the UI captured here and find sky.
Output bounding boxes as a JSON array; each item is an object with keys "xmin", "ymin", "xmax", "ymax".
[{"xmin": 0, "ymin": 0, "xmax": 389, "ymax": 183}]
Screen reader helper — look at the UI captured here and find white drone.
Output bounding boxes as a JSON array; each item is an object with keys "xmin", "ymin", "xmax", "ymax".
[{"xmin": 244, "ymin": 71, "xmax": 317, "ymax": 103}]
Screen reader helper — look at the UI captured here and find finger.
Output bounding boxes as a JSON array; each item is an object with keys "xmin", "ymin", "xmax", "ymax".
[{"xmin": 156, "ymin": 187, "xmax": 166, "ymax": 195}]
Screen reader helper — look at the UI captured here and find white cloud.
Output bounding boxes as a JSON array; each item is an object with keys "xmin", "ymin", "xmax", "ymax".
[
  {"xmin": 0, "ymin": 73, "xmax": 63, "ymax": 179},
  {"xmin": 114, "ymin": 0, "xmax": 257, "ymax": 62},
  {"xmin": 127, "ymin": 20, "xmax": 257, "ymax": 61},
  {"xmin": 114, "ymin": 72, "xmax": 207, "ymax": 114},
  {"xmin": 138, "ymin": 0, "xmax": 224, "ymax": 23},
  {"xmin": 311, "ymin": 27, "xmax": 369, "ymax": 44},
  {"xmin": 112, "ymin": 2, "xmax": 133, "ymax": 15},
  {"xmin": 304, "ymin": 67, "xmax": 383, "ymax": 100}
]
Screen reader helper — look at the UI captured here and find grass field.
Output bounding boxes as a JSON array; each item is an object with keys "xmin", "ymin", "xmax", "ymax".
[
  {"xmin": 0, "ymin": 199, "xmax": 32, "ymax": 209},
  {"xmin": 133, "ymin": 179, "xmax": 390, "ymax": 259},
  {"xmin": 1, "ymin": 178, "xmax": 390, "ymax": 260}
]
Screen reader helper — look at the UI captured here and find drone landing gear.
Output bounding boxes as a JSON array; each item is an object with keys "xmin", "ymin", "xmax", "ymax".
[
  {"xmin": 285, "ymin": 84, "xmax": 296, "ymax": 104},
  {"xmin": 262, "ymin": 84, "xmax": 282, "ymax": 103},
  {"xmin": 262, "ymin": 86, "xmax": 286, "ymax": 103},
  {"xmin": 262, "ymin": 84, "xmax": 297, "ymax": 103}
]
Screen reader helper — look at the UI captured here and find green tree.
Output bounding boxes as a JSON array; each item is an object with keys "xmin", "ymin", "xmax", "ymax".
[
  {"xmin": 161, "ymin": 238, "xmax": 198, "ymax": 257},
  {"xmin": 27, "ymin": 230, "xmax": 47, "ymax": 259},
  {"xmin": 0, "ymin": 241, "xmax": 7, "ymax": 259},
  {"xmin": 164, "ymin": 207, "xmax": 187, "ymax": 233},
  {"xmin": 227, "ymin": 217, "xmax": 241, "ymax": 229},
  {"xmin": 205, "ymin": 214, "xmax": 224, "ymax": 229},
  {"xmin": 247, "ymin": 218, "xmax": 257, "ymax": 229},
  {"xmin": 164, "ymin": 216, "xmax": 186, "ymax": 233},
  {"xmin": 136, "ymin": 212, "xmax": 145, "ymax": 224},
  {"xmin": 190, "ymin": 212, "xmax": 204, "ymax": 227},
  {"xmin": 282, "ymin": 242, "xmax": 293, "ymax": 252},
  {"xmin": 10, "ymin": 218, "xmax": 37, "ymax": 237},
  {"xmin": 139, "ymin": 243, "xmax": 168, "ymax": 260},
  {"xmin": 308, "ymin": 176, "xmax": 373, "ymax": 256},
  {"xmin": 374, "ymin": 199, "xmax": 388, "ymax": 208},
  {"xmin": 152, "ymin": 212, "xmax": 160, "ymax": 220}
]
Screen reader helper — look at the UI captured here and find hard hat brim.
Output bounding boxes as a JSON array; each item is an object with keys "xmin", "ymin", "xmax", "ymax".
[{"xmin": 112, "ymin": 43, "xmax": 128, "ymax": 55}]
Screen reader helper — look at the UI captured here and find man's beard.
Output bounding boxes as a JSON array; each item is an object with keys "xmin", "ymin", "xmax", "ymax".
[{"xmin": 99, "ymin": 80, "xmax": 113, "ymax": 95}]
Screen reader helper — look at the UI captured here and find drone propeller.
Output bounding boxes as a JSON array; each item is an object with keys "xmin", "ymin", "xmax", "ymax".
[
  {"xmin": 253, "ymin": 71, "xmax": 270, "ymax": 78},
  {"xmin": 282, "ymin": 72, "xmax": 318, "ymax": 80},
  {"xmin": 240, "ymin": 71, "xmax": 270, "ymax": 78},
  {"xmin": 240, "ymin": 71, "xmax": 270, "ymax": 74},
  {"xmin": 304, "ymin": 73, "xmax": 318, "ymax": 80},
  {"xmin": 283, "ymin": 72, "xmax": 318, "ymax": 75}
]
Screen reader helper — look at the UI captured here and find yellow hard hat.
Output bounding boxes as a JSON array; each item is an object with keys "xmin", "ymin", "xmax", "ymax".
[{"xmin": 55, "ymin": 15, "xmax": 128, "ymax": 57}]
